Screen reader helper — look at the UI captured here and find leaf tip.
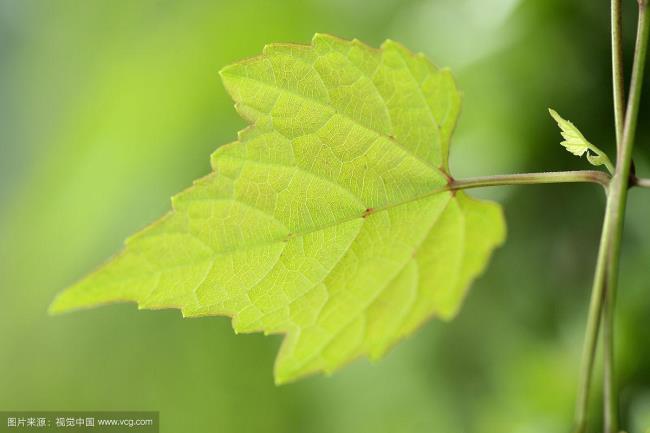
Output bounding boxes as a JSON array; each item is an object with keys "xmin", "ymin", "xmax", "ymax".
[
  {"xmin": 219, "ymin": 57, "xmax": 247, "ymax": 82},
  {"xmin": 47, "ymin": 288, "xmax": 94, "ymax": 316},
  {"xmin": 380, "ymin": 38, "xmax": 401, "ymax": 52},
  {"xmin": 311, "ymin": 32, "xmax": 327, "ymax": 43},
  {"xmin": 273, "ymin": 363, "xmax": 295, "ymax": 386},
  {"xmin": 273, "ymin": 374, "xmax": 287, "ymax": 386},
  {"xmin": 217, "ymin": 64, "xmax": 229, "ymax": 76},
  {"xmin": 47, "ymin": 287, "xmax": 78, "ymax": 315},
  {"xmin": 548, "ymin": 107, "xmax": 560, "ymax": 122},
  {"xmin": 47, "ymin": 298, "xmax": 65, "ymax": 316}
]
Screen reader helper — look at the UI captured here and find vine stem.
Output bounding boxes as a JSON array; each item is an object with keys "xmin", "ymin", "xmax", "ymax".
[
  {"xmin": 605, "ymin": 2, "xmax": 649, "ymax": 432},
  {"xmin": 449, "ymin": 170, "xmax": 610, "ymax": 190},
  {"xmin": 612, "ymin": 0, "xmax": 626, "ymax": 151},
  {"xmin": 448, "ymin": 8, "xmax": 650, "ymax": 430},
  {"xmin": 603, "ymin": 0, "xmax": 625, "ymax": 430},
  {"xmin": 574, "ymin": 2, "xmax": 650, "ymax": 433},
  {"xmin": 631, "ymin": 176, "xmax": 650, "ymax": 187}
]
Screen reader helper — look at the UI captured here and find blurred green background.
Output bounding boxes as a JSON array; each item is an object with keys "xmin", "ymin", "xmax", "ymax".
[{"xmin": 1, "ymin": 0, "xmax": 649, "ymax": 432}]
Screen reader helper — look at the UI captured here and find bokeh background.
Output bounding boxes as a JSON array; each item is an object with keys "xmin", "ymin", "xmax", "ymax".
[{"xmin": 1, "ymin": 0, "xmax": 650, "ymax": 432}]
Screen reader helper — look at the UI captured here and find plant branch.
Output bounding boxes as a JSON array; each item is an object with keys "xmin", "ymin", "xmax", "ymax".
[
  {"xmin": 449, "ymin": 170, "xmax": 610, "ymax": 191},
  {"xmin": 604, "ymin": 3, "xmax": 649, "ymax": 432},
  {"xmin": 574, "ymin": 3, "xmax": 650, "ymax": 432},
  {"xmin": 612, "ymin": 0, "xmax": 626, "ymax": 151},
  {"xmin": 573, "ymin": 206, "xmax": 613, "ymax": 433},
  {"xmin": 603, "ymin": 276, "xmax": 617, "ymax": 433},
  {"xmin": 604, "ymin": 0, "xmax": 625, "ymax": 430},
  {"xmin": 631, "ymin": 175, "xmax": 650, "ymax": 187}
]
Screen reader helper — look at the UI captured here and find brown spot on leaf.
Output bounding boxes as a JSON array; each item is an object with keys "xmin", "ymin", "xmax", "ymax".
[{"xmin": 362, "ymin": 208, "xmax": 374, "ymax": 218}]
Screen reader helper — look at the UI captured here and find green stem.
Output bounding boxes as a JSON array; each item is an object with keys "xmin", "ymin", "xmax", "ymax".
[
  {"xmin": 631, "ymin": 176, "xmax": 650, "ymax": 188},
  {"xmin": 574, "ymin": 3, "xmax": 650, "ymax": 432},
  {"xmin": 603, "ymin": 0, "xmax": 625, "ymax": 430},
  {"xmin": 574, "ymin": 202, "xmax": 613, "ymax": 433},
  {"xmin": 603, "ymin": 281, "xmax": 617, "ymax": 433},
  {"xmin": 612, "ymin": 0, "xmax": 626, "ymax": 150},
  {"xmin": 449, "ymin": 170, "xmax": 610, "ymax": 190},
  {"xmin": 605, "ymin": 3, "xmax": 649, "ymax": 432}
]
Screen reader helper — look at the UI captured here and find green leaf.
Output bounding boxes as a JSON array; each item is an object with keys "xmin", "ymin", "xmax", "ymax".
[
  {"xmin": 50, "ymin": 34, "xmax": 506, "ymax": 384},
  {"xmin": 548, "ymin": 108, "xmax": 614, "ymax": 174}
]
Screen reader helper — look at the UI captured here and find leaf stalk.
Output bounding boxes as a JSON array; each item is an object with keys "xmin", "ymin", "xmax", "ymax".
[
  {"xmin": 449, "ymin": 170, "xmax": 610, "ymax": 191},
  {"xmin": 631, "ymin": 175, "xmax": 650, "ymax": 188}
]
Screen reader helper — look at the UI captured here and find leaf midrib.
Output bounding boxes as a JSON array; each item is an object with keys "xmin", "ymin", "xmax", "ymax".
[{"xmin": 71, "ymin": 181, "xmax": 455, "ymax": 299}]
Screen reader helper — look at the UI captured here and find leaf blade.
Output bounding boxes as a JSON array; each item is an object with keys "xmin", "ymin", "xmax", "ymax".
[{"xmin": 51, "ymin": 34, "xmax": 506, "ymax": 384}]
